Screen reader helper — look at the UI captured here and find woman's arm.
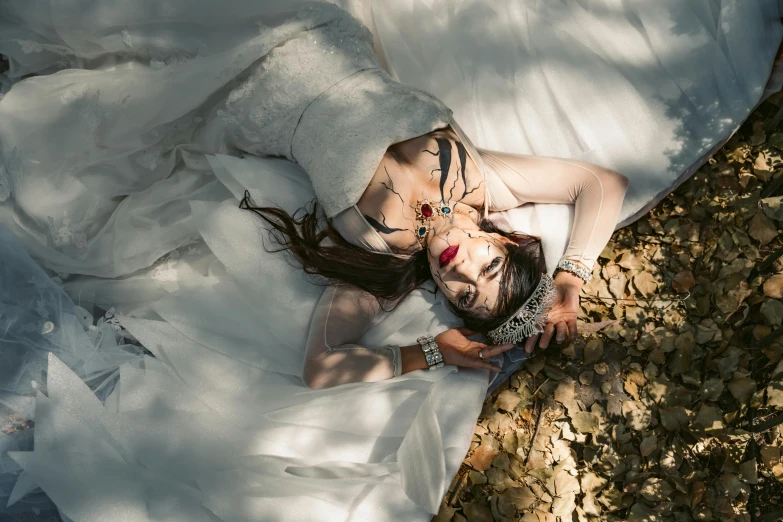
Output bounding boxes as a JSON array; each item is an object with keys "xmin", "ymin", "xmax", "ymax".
[
  {"xmin": 480, "ymin": 149, "xmax": 629, "ymax": 271},
  {"xmin": 479, "ymin": 149, "xmax": 629, "ymax": 351},
  {"xmin": 304, "ymin": 285, "xmax": 512, "ymax": 389},
  {"xmin": 303, "ymin": 285, "xmax": 407, "ymax": 389}
]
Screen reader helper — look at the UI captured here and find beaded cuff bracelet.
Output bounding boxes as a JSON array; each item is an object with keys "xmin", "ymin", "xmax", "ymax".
[
  {"xmin": 417, "ymin": 335, "xmax": 445, "ymax": 370},
  {"xmin": 556, "ymin": 259, "xmax": 592, "ymax": 284}
]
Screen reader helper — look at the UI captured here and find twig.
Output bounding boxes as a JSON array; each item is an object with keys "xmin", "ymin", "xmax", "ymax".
[
  {"xmin": 748, "ymin": 244, "xmax": 783, "ymax": 282},
  {"xmin": 760, "ymin": 169, "xmax": 783, "ymax": 199},
  {"xmin": 524, "ymin": 401, "xmax": 544, "ymax": 467},
  {"xmin": 445, "ymin": 471, "xmax": 469, "ymax": 507},
  {"xmin": 531, "ymin": 378, "xmax": 550, "ymax": 398},
  {"xmin": 747, "ymin": 411, "xmax": 783, "ymax": 433}
]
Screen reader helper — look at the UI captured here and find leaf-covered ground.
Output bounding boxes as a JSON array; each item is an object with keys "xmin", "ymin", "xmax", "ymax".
[{"xmin": 439, "ymin": 94, "xmax": 783, "ymax": 522}]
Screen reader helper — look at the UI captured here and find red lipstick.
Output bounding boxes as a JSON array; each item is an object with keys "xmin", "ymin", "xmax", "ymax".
[{"xmin": 439, "ymin": 245, "xmax": 459, "ymax": 268}]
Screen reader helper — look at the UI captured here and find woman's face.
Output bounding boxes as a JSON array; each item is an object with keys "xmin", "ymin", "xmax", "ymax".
[{"xmin": 426, "ymin": 225, "xmax": 514, "ymax": 318}]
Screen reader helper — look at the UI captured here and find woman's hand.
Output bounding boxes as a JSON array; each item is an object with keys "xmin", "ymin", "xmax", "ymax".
[
  {"xmin": 523, "ymin": 270, "xmax": 583, "ymax": 353},
  {"xmin": 435, "ymin": 327, "xmax": 514, "ymax": 372}
]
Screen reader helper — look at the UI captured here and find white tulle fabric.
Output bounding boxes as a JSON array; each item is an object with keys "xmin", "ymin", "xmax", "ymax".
[
  {"xmin": 0, "ymin": 0, "xmax": 781, "ymax": 520},
  {"xmin": 373, "ymin": 0, "xmax": 783, "ymax": 267}
]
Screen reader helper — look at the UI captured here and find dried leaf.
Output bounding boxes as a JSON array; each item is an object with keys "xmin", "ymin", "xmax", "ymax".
[
  {"xmin": 554, "ymin": 470, "xmax": 581, "ymax": 495},
  {"xmin": 623, "ymin": 401, "xmax": 652, "ymax": 431},
  {"xmin": 571, "ymin": 412, "xmax": 600, "ymax": 434},
  {"xmin": 728, "ymin": 377, "xmax": 756, "ymax": 403},
  {"xmin": 462, "ymin": 500, "xmax": 494, "ymax": 522},
  {"xmin": 597, "ymin": 488, "xmax": 623, "ymax": 512},
  {"xmin": 672, "ymin": 271, "xmax": 695, "ymax": 292},
  {"xmin": 496, "ymin": 390, "xmax": 521, "ymax": 412},
  {"xmin": 717, "ymin": 473, "xmax": 743, "ymax": 499},
  {"xmin": 738, "ymin": 460, "xmax": 758, "ymax": 484},
  {"xmin": 639, "ymin": 478, "xmax": 674, "ymax": 502},
  {"xmin": 748, "ymin": 211, "xmax": 778, "ymax": 245},
  {"xmin": 694, "ymin": 404, "xmax": 725, "ymax": 433},
  {"xmin": 467, "ymin": 441, "xmax": 500, "ymax": 471},
  {"xmin": 659, "ymin": 406, "xmax": 692, "ymax": 432},
  {"xmin": 640, "ymin": 434, "xmax": 658, "ymax": 457},
  {"xmin": 503, "ymin": 487, "xmax": 537, "ymax": 511},
  {"xmin": 633, "ymin": 271, "xmax": 658, "ymax": 298},
  {"xmin": 609, "ymin": 273, "xmax": 627, "ymax": 299},
  {"xmin": 555, "ymin": 380, "xmax": 579, "ymax": 416},
  {"xmin": 551, "ymin": 491, "xmax": 576, "ymax": 517},
  {"xmin": 761, "ymin": 299, "xmax": 783, "ymax": 326},
  {"xmin": 760, "ymin": 446, "xmax": 783, "ymax": 482},
  {"xmin": 583, "ymin": 339, "xmax": 604, "ymax": 365},
  {"xmin": 627, "ymin": 503, "xmax": 664, "ymax": 522},
  {"xmin": 766, "ymin": 382, "xmax": 783, "ymax": 408},
  {"xmin": 577, "ymin": 319, "xmax": 619, "ymax": 336},
  {"xmin": 764, "ymin": 274, "xmax": 783, "ymax": 298},
  {"xmin": 763, "ymin": 196, "xmax": 783, "ymax": 221},
  {"xmin": 700, "ymin": 378, "xmax": 724, "ymax": 401},
  {"xmin": 618, "ymin": 252, "xmax": 643, "ymax": 270}
]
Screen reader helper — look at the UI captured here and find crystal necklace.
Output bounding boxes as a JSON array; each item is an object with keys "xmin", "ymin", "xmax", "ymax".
[{"xmin": 414, "ymin": 199, "xmax": 473, "ymax": 248}]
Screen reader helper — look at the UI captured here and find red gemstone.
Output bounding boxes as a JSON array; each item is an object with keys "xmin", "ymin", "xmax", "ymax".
[{"xmin": 421, "ymin": 203, "xmax": 433, "ymax": 218}]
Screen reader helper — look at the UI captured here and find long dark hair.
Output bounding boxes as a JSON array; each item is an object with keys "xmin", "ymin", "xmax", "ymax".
[{"xmin": 240, "ymin": 191, "xmax": 546, "ymax": 335}]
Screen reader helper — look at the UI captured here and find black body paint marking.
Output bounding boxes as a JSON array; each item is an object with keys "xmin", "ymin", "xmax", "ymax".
[
  {"xmin": 436, "ymin": 138, "xmax": 452, "ymax": 203},
  {"xmin": 380, "ymin": 166, "xmax": 411, "ymax": 221},
  {"xmin": 433, "ymin": 270, "xmax": 455, "ymax": 292},
  {"xmin": 422, "ymin": 148, "xmax": 440, "ymax": 182},
  {"xmin": 475, "ymin": 296, "xmax": 492, "ymax": 315},
  {"xmin": 456, "ymin": 141, "xmax": 468, "ymax": 198},
  {"xmin": 364, "ymin": 211, "xmax": 405, "ymax": 235},
  {"xmin": 423, "ymin": 138, "xmax": 453, "ymax": 203},
  {"xmin": 461, "ymin": 180, "xmax": 483, "ymax": 200},
  {"xmin": 447, "ymin": 169, "xmax": 459, "ymax": 202}
]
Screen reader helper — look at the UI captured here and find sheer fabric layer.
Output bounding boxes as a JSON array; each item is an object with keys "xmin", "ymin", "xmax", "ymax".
[
  {"xmin": 304, "ymin": 285, "xmax": 401, "ymax": 389},
  {"xmin": 482, "ymin": 149, "xmax": 629, "ymax": 271}
]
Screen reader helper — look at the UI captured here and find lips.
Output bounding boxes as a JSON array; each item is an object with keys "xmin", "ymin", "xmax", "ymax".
[{"xmin": 439, "ymin": 245, "xmax": 459, "ymax": 268}]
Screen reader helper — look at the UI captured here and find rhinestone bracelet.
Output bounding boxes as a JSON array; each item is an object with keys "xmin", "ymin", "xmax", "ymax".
[
  {"xmin": 556, "ymin": 258, "xmax": 592, "ymax": 284},
  {"xmin": 416, "ymin": 335, "xmax": 445, "ymax": 370}
]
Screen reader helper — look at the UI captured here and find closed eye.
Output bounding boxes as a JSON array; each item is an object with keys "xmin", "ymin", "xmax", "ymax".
[
  {"xmin": 459, "ymin": 287, "xmax": 474, "ymax": 309},
  {"xmin": 482, "ymin": 256, "xmax": 503, "ymax": 277}
]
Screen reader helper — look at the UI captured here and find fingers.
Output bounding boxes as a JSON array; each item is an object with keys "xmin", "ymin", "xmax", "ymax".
[
  {"xmin": 555, "ymin": 321, "xmax": 568, "ymax": 343},
  {"xmin": 484, "ymin": 343, "xmax": 515, "ymax": 358},
  {"xmin": 568, "ymin": 318, "xmax": 578, "ymax": 341},
  {"xmin": 524, "ymin": 334, "xmax": 538, "ymax": 354},
  {"xmin": 456, "ymin": 327, "xmax": 478, "ymax": 337},
  {"xmin": 538, "ymin": 322, "xmax": 556, "ymax": 349}
]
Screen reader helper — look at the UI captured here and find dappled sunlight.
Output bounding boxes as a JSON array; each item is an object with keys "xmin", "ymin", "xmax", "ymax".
[
  {"xmin": 0, "ymin": 0, "xmax": 781, "ymax": 520},
  {"xmin": 446, "ymin": 81, "xmax": 783, "ymax": 520}
]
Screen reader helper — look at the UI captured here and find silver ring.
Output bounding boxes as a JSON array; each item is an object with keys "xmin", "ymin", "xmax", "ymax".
[{"xmin": 478, "ymin": 349, "xmax": 484, "ymax": 360}]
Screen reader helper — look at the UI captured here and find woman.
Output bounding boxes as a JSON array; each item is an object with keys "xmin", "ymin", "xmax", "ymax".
[
  {"xmin": 241, "ymin": 121, "xmax": 628, "ymax": 388},
  {"xmin": 0, "ymin": 0, "xmax": 779, "ymax": 520},
  {"xmin": 166, "ymin": 0, "xmax": 628, "ymax": 388}
]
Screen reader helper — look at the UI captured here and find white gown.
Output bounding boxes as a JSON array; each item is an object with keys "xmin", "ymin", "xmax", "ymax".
[{"xmin": 0, "ymin": 1, "xmax": 781, "ymax": 520}]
